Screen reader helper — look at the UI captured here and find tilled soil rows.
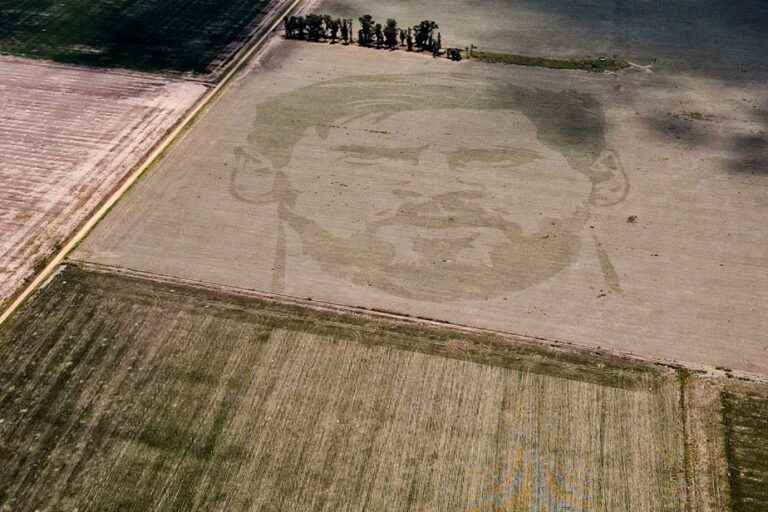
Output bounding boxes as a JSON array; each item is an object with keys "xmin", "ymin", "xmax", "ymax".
[{"xmin": 0, "ymin": 57, "xmax": 205, "ymax": 309}]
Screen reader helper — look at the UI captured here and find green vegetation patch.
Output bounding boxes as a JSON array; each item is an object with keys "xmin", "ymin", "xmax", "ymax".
[
  {"xmin": 722, "ymin": 389, "xmax": 768, "ymax": 511},
  {"xmin": 470, "ymin": 49, "xmax": 629, "ymax": 72},
  {"xmin": 0, "ymin": 0, "xmax": 271, "ymax": 73}
]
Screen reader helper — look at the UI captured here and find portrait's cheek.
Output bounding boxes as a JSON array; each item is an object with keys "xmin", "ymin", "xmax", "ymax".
[
  {"xmin": 294, "ymin": 163, "xmax": 403, "ymax": 213},
  {"xmin": 509, "ymin": 160, "xmax": 591, "ymax": 229},
  {"xmin": 292, "ymin": 182, "xmax": 372, "ymax": 238}
]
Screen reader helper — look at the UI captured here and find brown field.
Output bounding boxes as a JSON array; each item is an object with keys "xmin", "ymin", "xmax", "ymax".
[
  {"xmin": 74, "ymin": 30, "xmax": 768, "ymax": 375},
  {"xmin": 0, "ymin": 264, "xmax": 700, "ymax": 511},
  {"xmin": 0, "ymin": 57, "xmax": 206, "ymax": 308}
]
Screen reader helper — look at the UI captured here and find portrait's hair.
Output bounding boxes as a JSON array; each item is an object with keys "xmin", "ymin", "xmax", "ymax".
[{"xmin": 248, "ymin": 74, "xmax": 609, "ymax": 186}]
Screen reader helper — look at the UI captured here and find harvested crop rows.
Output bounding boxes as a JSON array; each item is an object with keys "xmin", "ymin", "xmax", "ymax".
[
  {"xmin": 0, "ymin": 265, "xmax": 689, "ymax": 511},
  {"xmin": 0, "ymin": 57, "xmax": 205, "ymax": 308},
  {"xmin": 0, "ymin": 0, "xmax": 275, "ymax": 73}
]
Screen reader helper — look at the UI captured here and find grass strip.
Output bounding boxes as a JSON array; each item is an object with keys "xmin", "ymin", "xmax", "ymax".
[{"xmin": 469, "ymin": 49, "xmax": 629, "ymax": 72}]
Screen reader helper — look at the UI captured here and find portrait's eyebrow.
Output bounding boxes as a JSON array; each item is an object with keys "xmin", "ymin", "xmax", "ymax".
[
  {"xmin": 449, "ymin": 148, "xmax": 543, "ymax": 168},
  {"xmin": 331, "ymin": 144, "xmax": 425, "ymax": 165}
]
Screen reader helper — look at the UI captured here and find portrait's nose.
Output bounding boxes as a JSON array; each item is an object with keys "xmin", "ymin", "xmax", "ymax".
[
  {"xmin": 415, "ymin": 146, "xmax": 451, "ymax": 170},
  {"xmin": 414, "ymin": 146, "xmax": 483, "ymax": 193}
]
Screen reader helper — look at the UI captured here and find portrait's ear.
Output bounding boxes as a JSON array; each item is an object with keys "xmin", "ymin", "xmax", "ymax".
[
  {"xmin": 233, "ymin": 146, "xmax": 272, "ymax": 173},
  {"xmin": 229, "ymin": 145, "xmax": 276, "ymax": 206},
  {"xmin": 589, "ymin": 150, "xmax": 629, "ymax": 207}
]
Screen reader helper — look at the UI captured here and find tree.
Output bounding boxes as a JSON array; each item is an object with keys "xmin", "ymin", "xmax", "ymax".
[
  {"xmin": 374, "ymin": 23, "xmax": 384, "ymax": 48},
  {"xmin": 305, "ymin": 14, "xmax": 324, "ymax": 41},
  {"xmin": 384, "ymin": 19, "xmax": 398, "ymax": 50},
  {"xmin": 285, "ymin": 16, "xmax": 306, "ymax": 39},
  {"xmin": 413, "ymin": 20, "xmax": 438, "ymax": 50},
  {"xmin": 291, "ymin": 16, "xmax": 306, "ymax": 39},
  {"xmin": 358, "ymin": 15, "xmax": 374, "ymax": 46},
  {"xmin": 340, "ymin": 19, "xmax": 349, "ymax": 44},
  {"xmin": 432, "ymin": 32, "xmax": 441, "ymax": 57},
  {"xmin": 327, "ymin": 17, "xmax": 340, "ymax": 42}
]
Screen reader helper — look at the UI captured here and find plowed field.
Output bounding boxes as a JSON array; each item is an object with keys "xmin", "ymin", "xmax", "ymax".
[{"xmin": 0, "ymin": 57, "xmax": 205, "ymax": 308}]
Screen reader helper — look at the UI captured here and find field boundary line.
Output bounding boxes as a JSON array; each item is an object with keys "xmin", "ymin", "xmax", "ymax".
[
  {"xmin": 66, "ymin": 259, "xmax": 768, "ymax": 385},
  {"xmin": 0, "ymin": 0, "xmax": 305, "ymax": 328}
]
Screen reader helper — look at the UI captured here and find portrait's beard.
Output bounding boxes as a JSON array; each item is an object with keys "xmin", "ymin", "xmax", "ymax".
[{"xmin": 283, "ymin": 191, "xmax": 587, "ymax": 302}]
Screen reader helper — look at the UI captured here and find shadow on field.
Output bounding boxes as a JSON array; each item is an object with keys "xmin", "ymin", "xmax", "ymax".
[
  {"xmin": 727, "ymin": 132, "xmax": 768, "ymax": 176},
  {"xmin": 478, "ymin": 0, "xmax": 768, "ymax": 82},
  {"xmin": 322, "ymin": 0, "xmax": 768, "ymax": 82},
  {"xmin": 645, "ymin": 102, "xmax": 768, "ymax": 177},
  {"xmin": 646, "ymin": 112, "xmax": 716, "ymax": 149}
]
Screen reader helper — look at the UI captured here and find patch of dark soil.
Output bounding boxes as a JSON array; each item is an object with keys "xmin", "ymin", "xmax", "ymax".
[{"xmin": 721, "ymin": 389, "xmax": 768, "ymax": 511}]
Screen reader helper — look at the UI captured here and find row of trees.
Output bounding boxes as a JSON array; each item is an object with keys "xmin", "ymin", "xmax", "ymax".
[{"xmin": 284, "ymin": 14, "xmax": 446, "ymax": 56}]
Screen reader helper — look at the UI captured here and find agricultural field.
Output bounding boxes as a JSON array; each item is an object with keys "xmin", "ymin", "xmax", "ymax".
[
  {"xmin": 3, "ymin": 0, "xmax": 766, "ymax": 508},
  {"xmin": 0, "ymin": 56, "xmax": 205, "ymax": 309},
  {"xmin": 320, "ymin": 0, "xmax": 768, "ymax": 80},
  {"xmin": 74, "ymin": 13, "xmax": 768, "ymax": 375},
  {"xmin": 0, "ymin": 0, "xmax": 282, "ymax": 75},
  {"xmin": 0, "ymin": 264, "xmax": 719, "ymax": 511}
]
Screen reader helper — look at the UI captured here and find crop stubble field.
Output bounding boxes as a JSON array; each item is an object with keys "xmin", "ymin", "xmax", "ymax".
[
  {"xmin": 0, "ymin": 0, "xmax": 276, "ymax": 74},
  {"xmin": 0, "ymin": 265, "xmax": 695, "ymax": 511},
  {"xmin": 0, "ymin": 57, "xmax": 206, "ymax": 309}
]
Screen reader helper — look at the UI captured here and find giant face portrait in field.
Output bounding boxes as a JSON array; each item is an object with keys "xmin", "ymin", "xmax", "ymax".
[{"xmin": 233, "ymin": 75, "xmax": 627, "ymax": 301}]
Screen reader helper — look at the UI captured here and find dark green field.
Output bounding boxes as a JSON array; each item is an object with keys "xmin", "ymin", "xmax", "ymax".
[
  {"xmin": 0, "ymin": 0, "xmax": 272, "ymax": 73},
  {"xmin": 722, "ymin": 390, "xmax": 768, "ymax": 512}
]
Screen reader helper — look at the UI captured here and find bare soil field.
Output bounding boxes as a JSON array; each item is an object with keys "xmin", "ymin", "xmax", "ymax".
[
  {"xmin": 0, "ymin": 265, "xmax": 696, "ymax": 510},
  {"xmin": 0, "ymin": 57, "xmax": 205, "ymax": 309},
  {"xmin": 0, "ymin": 0, "xmax": 280, "ymax": 75},
  {"xmin": 74, "ymin": 31, "xmax": 768, "ymax": 375}
]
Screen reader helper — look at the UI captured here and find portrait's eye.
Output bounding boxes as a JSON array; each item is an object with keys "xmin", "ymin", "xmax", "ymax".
[
  {"xmin": 248, "ymin": 165, "xmax": 273, "ymax": 176},
  {"xmin": 232, "ymin": 146, "xmax": 273, "ymax": 175},
  {"xmin": 332, "ymin": 145, "xmax": 422, "ymax": 166},
  {"xmin": 341, "ymin": 153, "xmax": 390, "ymax": 166},
  {"xmin": 451, "ymin": 149, "xmax": 542, "ymax": 170}
]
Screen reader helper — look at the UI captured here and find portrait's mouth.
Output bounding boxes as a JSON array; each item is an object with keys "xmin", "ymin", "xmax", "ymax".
[{"xmin": 369, "ymin": 204, "xmax": 524, "ymax": 239}]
